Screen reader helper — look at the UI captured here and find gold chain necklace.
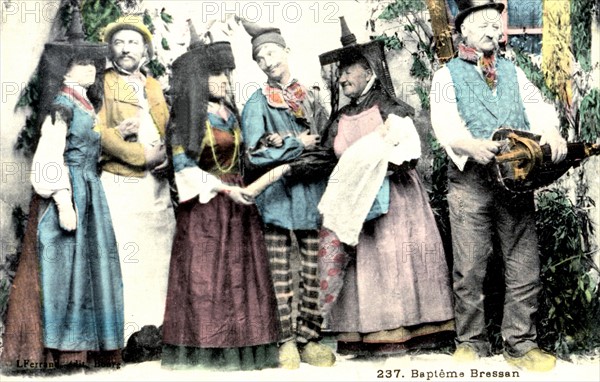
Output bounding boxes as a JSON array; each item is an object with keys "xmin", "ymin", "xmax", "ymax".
[{"xmin": 204, "ymin": 120, "xmax": 239, "ymax": 174}]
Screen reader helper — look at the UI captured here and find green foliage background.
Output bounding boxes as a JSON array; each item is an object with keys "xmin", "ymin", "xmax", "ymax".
[{"xmin": 374, "ymin": 0, "xmax": 600, "ymax": 357}]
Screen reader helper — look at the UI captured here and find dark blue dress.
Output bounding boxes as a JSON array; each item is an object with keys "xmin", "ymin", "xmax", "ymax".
[{"xmin": 37, "ymin": 91, "xmax": 124, "ymax": 351}]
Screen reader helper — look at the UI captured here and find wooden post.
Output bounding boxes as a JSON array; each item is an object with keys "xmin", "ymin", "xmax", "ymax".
[{"xmin": 425, "ymin": 0, "xmax": 454, "ymax": 63}]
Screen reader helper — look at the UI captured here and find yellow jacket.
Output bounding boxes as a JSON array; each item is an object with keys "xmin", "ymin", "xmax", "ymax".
[{"xmin": 96, "ymin": 68, "xmax": 169, "ymax": 177}]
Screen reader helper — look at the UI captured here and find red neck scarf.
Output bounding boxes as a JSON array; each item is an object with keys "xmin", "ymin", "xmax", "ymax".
[
  {"xmin": 264, "ymin": 80, "xmax": 307, "ymax": 119},
  {"xmin": 458, "ymin": 43, "xmax": 497, "ymax": 89},
  {"xmin": 61, "ymin": 86, "xmax": 94, "ymax": 111}
]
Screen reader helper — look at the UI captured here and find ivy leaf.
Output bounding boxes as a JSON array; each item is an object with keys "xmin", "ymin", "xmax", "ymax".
[
  {"xmin": 409, "ymin": 55, "xmax": 429, "ymax": 81},
  {"xmin": 415, "ymin": 85, "xmax": 430, "ymax": 110},
  {"xmin": 160, "ymin": 9, "xmax": 173, "ymax": 24},
  {"xmin": 146, "ymin": 58, "xmax": 166, "ymax": 78},
  {"xmin": 579, "ymin": 88, "xmax": 600, "ymax": 143},
  {"xmin": 379, "ymin": 0, "xmax": 425, "ymax": 20},
  {"xmin": 161, "ymin": 37, "xmax": 170, "ymax": 51},
  {"xmin": 374, "ymin": 34, "xmax": 403, "ymax": 51},
  {"xmin": 143, "ymin": 10, "xmax": 155, "ymax": 34}
]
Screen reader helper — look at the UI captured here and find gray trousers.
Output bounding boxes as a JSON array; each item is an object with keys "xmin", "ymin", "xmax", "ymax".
[{"xmin": 447, "ymin": 162, "xmax": 541, "ymax": 357}]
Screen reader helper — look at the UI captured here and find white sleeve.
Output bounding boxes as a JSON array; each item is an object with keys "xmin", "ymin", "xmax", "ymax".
[
  {"xmin": 174, "ymin": 167, "xmax": 223, "ymax": 204},
  {"xmin": 516, "ymin": 67, "xmax": 561, "ymax": 138},
  {"xmin": 31, "ymin": 114, "xmax": 71, "ymax": 198},
  {"xmin": 430, "ymin": 67, "xmax": 473, "ymax": 171},
  {"xmin": 385, "ymin": 114, "xmax": 421, "ymax": 165}
]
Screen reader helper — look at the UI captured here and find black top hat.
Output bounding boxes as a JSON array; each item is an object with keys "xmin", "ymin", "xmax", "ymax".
[{"xmin": 454, "ymin": 0, "xmax": 505, "ymax": 31}]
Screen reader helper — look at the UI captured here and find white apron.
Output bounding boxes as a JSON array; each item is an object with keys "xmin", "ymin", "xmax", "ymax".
[{"xmin": 100, "ymin": 80, "xmax": 175, "ymax": 339}]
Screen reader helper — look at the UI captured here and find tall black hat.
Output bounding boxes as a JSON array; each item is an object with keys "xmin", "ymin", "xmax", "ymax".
[
  {"xmin": 319, "ymin": 17, "xmax": 397, "ymax": 100},
  {"xmin": 38, "ymin": 0, "xmax": 108, "ymax": 123},
  {"xmin": 453, "ymin": 0, "xmax": 505, "ymax": 31},
  {"xmin": 169, "ymin": 21, "xmax": 237, "ymax": 158}
]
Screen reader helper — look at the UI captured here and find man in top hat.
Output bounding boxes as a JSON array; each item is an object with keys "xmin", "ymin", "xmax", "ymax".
[
  {"xmin": 429, "ymin": 0, "xmax": 566, "ymax": 371},
  {"xmin": 240, "ymin": 20, "xmax": 336, "ymax": 369},
  {"xmin": 97, "ymin": 15, "xmax": 175, "ymax": 341}
]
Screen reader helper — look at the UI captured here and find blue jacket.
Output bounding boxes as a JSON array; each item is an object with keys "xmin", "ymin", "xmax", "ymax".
[{"xmin": 241, "ymin": 89, "xmax": 328, "ymax": 230}]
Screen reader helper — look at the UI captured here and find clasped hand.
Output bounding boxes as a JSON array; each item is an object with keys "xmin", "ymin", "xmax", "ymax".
[
  {"xmin": 144, "ymin": 141, "xmax": 168, "ymax": 171},
  {"xmin": 116, "ymin": 117, "xmax": 140, "ymax": 141},
  {"xmin": 266, "ymin": 131, "xmax": 320, "ymax": 150},
  {"xmin": 216, "ymin": 184, "xmax": 254, "ymax": 205},
  {"xmin": 298, "ymin": 131, "xmax": 320, "ymax": 149}
]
